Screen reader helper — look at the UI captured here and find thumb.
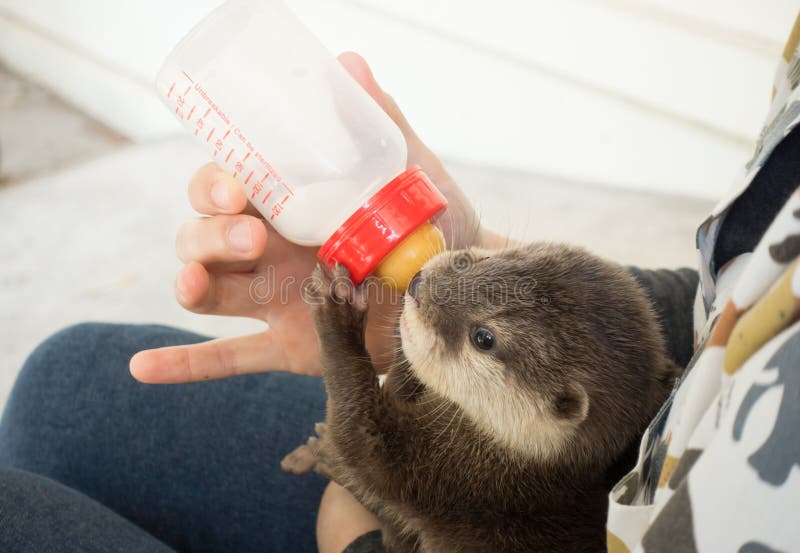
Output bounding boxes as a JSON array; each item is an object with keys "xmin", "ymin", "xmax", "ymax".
[
  {"xmin": 336, "ymin": 51, "xmax": 421, "ymax": 148},
  {"xmin": 337, "ymin": 51, "xmax": 383, "ymax": 106},
  {"xmin": 336, "ymin": 51, "xmax": 451, "ymax": 185}
]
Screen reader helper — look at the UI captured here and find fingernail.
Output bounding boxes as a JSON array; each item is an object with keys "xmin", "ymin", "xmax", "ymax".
[
  {"xmin": 211, "ymin": 180, "xmax": 231, "ymax": 210},
  {"xmin": 228, "ymin": 220, "xmax": 253, "ymax": 252}
]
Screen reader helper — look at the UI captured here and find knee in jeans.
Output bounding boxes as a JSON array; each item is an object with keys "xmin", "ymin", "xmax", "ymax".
[
  {"xmin": 39, "ymin": 322, "xmax": 110, "ymax": 352},
  {"xmin": 10, "ymin": 322, "xmax": 205, "ymax": 401},
  {"xmin": 24, "ymin": 322, "xmax": 109, "ymax": 371},
  {"xmin": 10, "ymin": 322, "xmax": 130, "ymax": 402}
]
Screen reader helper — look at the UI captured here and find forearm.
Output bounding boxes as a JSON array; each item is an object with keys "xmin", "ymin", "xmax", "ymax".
[
  {"xmin": 318, "ymin": 483, "xmax": 383, "ymax": 553},
  {"xmin": 478, "ymin": 227, "xmax": 522, "ymax": 250}
]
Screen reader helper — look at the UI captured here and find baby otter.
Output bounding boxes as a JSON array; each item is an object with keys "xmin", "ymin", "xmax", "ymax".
[{"xmin": 282, "ymin": 243, "xmax": 680, "ymax": 553}]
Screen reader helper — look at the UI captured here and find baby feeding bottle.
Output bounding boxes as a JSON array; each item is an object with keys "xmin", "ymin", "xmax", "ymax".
[{"xmin": 155, "ymin": 0, "xmax": 447, "ymax": 291}]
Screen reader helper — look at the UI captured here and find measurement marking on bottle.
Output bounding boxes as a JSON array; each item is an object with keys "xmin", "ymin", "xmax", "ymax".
[{"xmin": 162, "ymin": 69, "xmax": 295, "ymax": 221}]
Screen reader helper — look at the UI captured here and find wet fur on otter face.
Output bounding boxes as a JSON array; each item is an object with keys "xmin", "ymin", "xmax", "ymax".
[{"xmin": 282, "ymin": 243, "xmax": 681, "ymax": 553}]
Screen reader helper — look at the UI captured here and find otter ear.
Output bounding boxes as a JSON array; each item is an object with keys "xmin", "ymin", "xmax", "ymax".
[{"xmin": 554, "ymin": 383, "xmax": 589, "ymax": 423}]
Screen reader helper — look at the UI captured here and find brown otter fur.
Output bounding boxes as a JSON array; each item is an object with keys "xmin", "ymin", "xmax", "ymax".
[{"xmin": 283, "ymin": 243, "xmax": 681, "ymax": 553}]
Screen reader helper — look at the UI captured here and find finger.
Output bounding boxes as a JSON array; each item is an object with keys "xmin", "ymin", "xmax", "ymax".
[
  {"xmin": 176, "ymin": 214, "xmax": 267, "ymax": 266},
  {"xmin": 175, "ymin": 262, "xmax": 265, "ymax": 318},
  {"xmin": 188, "ymin": 162, "xmax": 260, "ymax": 217},
  {"xmin": 130, "ymin": 332, "xmax": 314, "ymax": 383}
]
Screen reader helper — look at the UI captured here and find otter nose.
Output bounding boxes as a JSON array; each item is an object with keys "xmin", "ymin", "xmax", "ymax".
[{"xmin": 407, "ymin": 271, "xmax": 423, "ymax": 300}]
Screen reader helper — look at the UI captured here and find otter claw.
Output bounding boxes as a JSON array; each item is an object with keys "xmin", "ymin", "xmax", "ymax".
[{"xmin": 308, "ymin": 264, "xmax": 369, "ymax": 317}]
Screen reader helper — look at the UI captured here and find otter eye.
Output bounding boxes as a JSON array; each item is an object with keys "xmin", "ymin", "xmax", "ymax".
[{"xmin": 471, "ymin": 327, "xmax": 496, "ymax": 351}]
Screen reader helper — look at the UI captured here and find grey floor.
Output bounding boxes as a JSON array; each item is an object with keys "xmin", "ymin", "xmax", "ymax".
[{"xmin": 0, "ymin": 65, "xmax": 714, "ymax": 409}]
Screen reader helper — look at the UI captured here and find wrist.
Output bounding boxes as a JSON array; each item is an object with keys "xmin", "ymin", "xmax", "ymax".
[{"xmin": 477, "ymin": 226, "xmax": 519, "ymax": 250}]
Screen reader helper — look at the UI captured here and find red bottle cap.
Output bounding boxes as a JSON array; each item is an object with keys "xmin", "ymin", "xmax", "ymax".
[{"xmin": 317, "ymin": 166, "xmax": 447, "ymax": 284}]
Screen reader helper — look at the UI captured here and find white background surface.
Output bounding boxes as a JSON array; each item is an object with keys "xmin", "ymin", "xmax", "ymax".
[{"xmin": 1, "ymin": 0, "xmax": 797, "ymax": 199}]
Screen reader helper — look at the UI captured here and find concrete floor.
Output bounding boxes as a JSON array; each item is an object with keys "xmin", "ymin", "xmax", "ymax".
[
  {"xmin": 0, "ymin": 66, "xmax": 715, "ymax": 410},
  {"xmin": 0, "ymin": 63, "xmax": 126, "ymax": 184}
]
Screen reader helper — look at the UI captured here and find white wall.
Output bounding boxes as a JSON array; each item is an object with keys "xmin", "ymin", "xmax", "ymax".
[{"xmin": 0, "ymin": 0, "xmax": 796, "ymax": 199}]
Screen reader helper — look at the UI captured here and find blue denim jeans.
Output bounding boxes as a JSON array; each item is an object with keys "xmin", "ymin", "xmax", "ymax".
[{"xmin": 0, "ymin": 323, "xmax": 328, "ymax": 552}]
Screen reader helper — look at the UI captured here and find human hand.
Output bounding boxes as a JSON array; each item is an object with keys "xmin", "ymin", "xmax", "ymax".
[
  {"xmin": 317, "ymin": 482, "xmax": 381, "ymax": 553},
  {"xmin": 130, "ymin": 52, "xmax": 489, "ymax": 383}
]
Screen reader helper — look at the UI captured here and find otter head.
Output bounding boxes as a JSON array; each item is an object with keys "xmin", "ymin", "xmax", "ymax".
[{"xmin": 399, "ymin": 243, "xmax": 672, "ymax": 465}]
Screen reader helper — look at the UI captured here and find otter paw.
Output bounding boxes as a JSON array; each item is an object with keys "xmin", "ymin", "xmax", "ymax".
[
  {"xmin": 306, "ymin": 436, "xmax": 333, "ymax": 479},
  {"xmin": 304, "ymin": 263, "xmax": 369, "ymax": 347},
  {"xmin": 280, "ymin": 444, "xmax": 317, "ymax": 475},
  {"xmin": 281, "ymin": 423, "xmax": 336, "ymax": 477}
]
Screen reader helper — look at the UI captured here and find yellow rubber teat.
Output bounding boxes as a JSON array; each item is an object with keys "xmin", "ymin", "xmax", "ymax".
[{"xmin": 373, "ymin": 222, "xmax": 445, "ymax": 292}]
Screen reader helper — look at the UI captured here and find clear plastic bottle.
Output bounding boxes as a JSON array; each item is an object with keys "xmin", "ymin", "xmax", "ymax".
[{"xmin": 156, "ymin": 0, "xmax": 446, "ymax": 290}]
